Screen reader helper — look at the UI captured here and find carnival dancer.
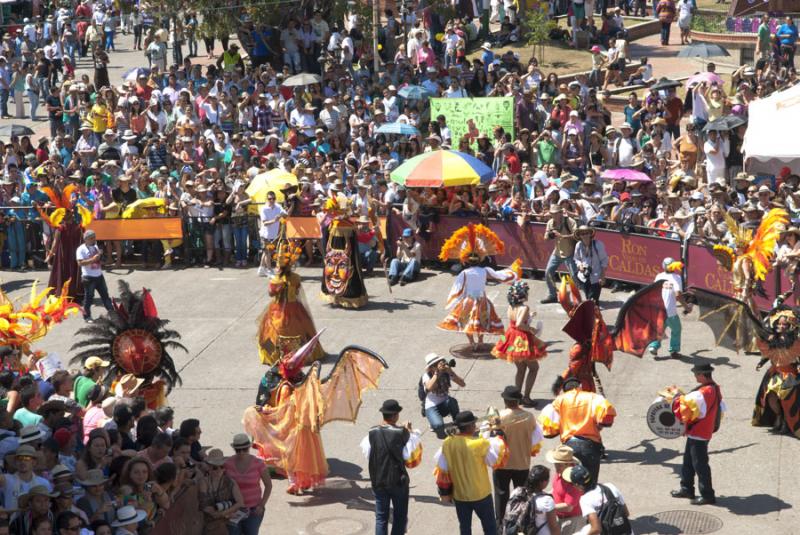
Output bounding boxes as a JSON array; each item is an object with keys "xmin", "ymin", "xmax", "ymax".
[
  {"xmin": 667, "ymin": 363, "xmax": 725, "ymax": 505},
  {"xmin": 438, "ymin": 223, "xmax": 521, "ymax": 350},
  {"xmin": 433, "ymin": 411, "xmax": 508, "ymax": 534},
  {"xmin": 70, "ymin": 281, "xmax": 186, "ymax": 410},
  {"xmin": 539, "ymin": 377, "xmax": 616, "ymax": 487},
  {"xmin": 257, "ymin": 238, "xmax": 324, "ymax": 366},
  {"xmin": 752, "ymin": 302, "xmax": 800, "ymax": 438},
  {"xmin": 243, "ymin": 333, "xmax": 388, "ymax": 495},
  {"xmin": 38, "ymin": 183, "xmax": 94, "ymax": 300},
  {"xmin": 712, "ymin": 207, "xmax": 788, "ymax": 313},
  {"xmin": 320, "ymin": 196, "xmax": 368, "ymax": 308},
  {"xmin": 492, "ymin": 282, "xmax": 547, "ymax": 406},
  {"xmin": 554, "ymin": 342, "xmax": 596, "ymax": 395},
  {"xmin": 647, "ymin": 257, "xmax": 690, "ymax": 359}
]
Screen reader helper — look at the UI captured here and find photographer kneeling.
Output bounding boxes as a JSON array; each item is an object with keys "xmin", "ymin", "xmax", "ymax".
[
  {"xmin": 420, "ymin": 353, "xmax": 465, "ymax": 439},
  {"xmin": 573, "ymin": 225, "xmax": 608, "ymax": 304}
]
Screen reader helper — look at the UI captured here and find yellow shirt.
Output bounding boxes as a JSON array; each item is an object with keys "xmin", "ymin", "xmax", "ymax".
[
  {"xmin": 435, "ymin": 434, "xmax": 507, "ymax": 502},
  {"xmin": 90, "ymin": 104, "xmax": 109, "ymax": 133}
]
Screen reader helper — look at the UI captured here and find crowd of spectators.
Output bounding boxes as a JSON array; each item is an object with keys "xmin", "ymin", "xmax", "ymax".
[
  {"xmin": 0, "ymin": 2, "xmax": 797, "ymax": 275},
  {"xmin": 0, "ymin": 350, "xmax": 271, "ymax": 535}
]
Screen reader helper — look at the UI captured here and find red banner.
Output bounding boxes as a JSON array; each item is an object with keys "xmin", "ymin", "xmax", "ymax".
[
  {"xmin": 685, "ymin": 242, "xmax": 779, "ymax": 311},
  {"xmin": 387, "ymin": 215, "xmax": 679, "ymax": 286}
]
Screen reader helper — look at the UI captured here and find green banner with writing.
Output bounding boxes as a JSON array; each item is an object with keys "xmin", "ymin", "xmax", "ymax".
[{"xmin": 430, "ymin": 97, "xmax": 515, "ymax": 146}]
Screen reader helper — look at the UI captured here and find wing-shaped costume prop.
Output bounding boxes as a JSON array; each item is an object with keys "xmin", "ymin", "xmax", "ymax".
[
  {"xmin": 562, "ymin": 281, "xmax": 667, "ymax": 370},
  {"xmin": 690, "ymin": 288, "xmax": 764, "ymax": 354},
  {"xmin": 243, "ymin": 345, "xmax": 387, "ymax": 490},
  {"xmin": 558, "ymin": 275, "xmax": 582, "ymax": 316}
]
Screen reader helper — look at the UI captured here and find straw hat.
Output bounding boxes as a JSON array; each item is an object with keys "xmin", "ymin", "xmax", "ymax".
[
  {"xmin": 111, "ymin": 506, "xmax": 147, "ymax": 528},
  {"xmin": 205, "ymin": 448, "xmax": 228, "ymax": 466},
  {"xmin": 574, "ymin": 225, "xmax": 595, "ymax": 238},
  {"xmin": 230, "ymin": 433, "xmax": 252, "ymax": 450},
  {"xmin": 77, "ymin": 469, "xmax": 109, "ymax": 487},
  {"xmin": 546, "ymin": 445, "xmax": 579, "ymax": 464},
  {"xmin": 18, "ymin": 486, "xmax": 58, "ymax": 508}
]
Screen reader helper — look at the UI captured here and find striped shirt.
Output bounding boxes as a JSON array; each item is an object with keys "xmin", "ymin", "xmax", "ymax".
[{"xmin": 224, "ymin": 457, "xmax": 266, "ymax": 508}]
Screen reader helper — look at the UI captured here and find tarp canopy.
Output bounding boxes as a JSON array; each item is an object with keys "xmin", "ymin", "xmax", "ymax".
[
  {"xmin": 743, "ymin": 83, "xmax": 800, "ymax": 168},
  {"xmin": 730, "ymin": 0, "xmax": 800, "ymax": 16}
]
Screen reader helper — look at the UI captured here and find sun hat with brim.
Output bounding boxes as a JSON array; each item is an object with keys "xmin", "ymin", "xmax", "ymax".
[
  {"xmin": 424, "ymin": 352, "xmax": 446, "ymax": 368},
  {"xmin": 743, "ymin": 203, "xmax": 762, "ymax": 213},
  {"xmin": 574, "ymin": 225, "xmax": 595, "ymax": 238},
  {"xmin": 205, "ymin": 448, "xmax": 228, "ymax": 466},
  {"xmin": 280, "ymin": 142, "xmax": 293, "ymax": 152},
  {"xmin": 111, "ymin": 506, "xmax": 147, "ymax": 528},
  {"xmin": 19, "ymin": 426, "xmax": 44, "ymax": 445},
  {"xmin": 51, "ymin": 464, "xmax": 72, "ymax": 481},
  {"xmin": 501, "ymin": 385, "xmax": 523, "ymax": 401},
  {"xmin": 757, "ymin": 185, "xmax": 774, "ymax": 196},
  {"xmin": 563, "ymin": 465, "xmax": 591, "ymax": 487},
  {"xmin": 14, "ymin": 444, "xmax": 39, "ymax": 458},
  {"xmin": 546, "ymin": 445, "xmax": 579, "ymax": 464},
  {"xmin": 600, "ymin": 195, "xmax": 619, "ymax": 208},
  {"xmin": 77, "ymin": 469, "xmax": 109, "ymax": 487},
  {"xmin": 231, "ymin": 433, "xmax": 252, "ymax": 450},
  {"xmin": 85, "ymin": 356, "xmax": 111, "ymax": 370},
  {"xmin": 18, "ymin": 486, "xmax": 58, "ymax": 508},
  {"xmin": 781, "ymin": 227, "xmax": 800, "ymax": 238}
]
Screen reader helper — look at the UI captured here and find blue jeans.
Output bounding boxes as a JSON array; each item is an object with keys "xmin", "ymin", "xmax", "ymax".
[
  {"xmin": 82, "ymin": 275, "xmax": 114, "ymax": 320},
  {"xmin": 233, "ymin": 225, "xmax": 249, "ymax": 262},
  {"xmin": 425, "ymin": 396, "xmax": 459, "ymax": 439},
  {"xmin": 104, "ymin": 29, "xmax": 115, "ymax": 50},
  {"xmin": 0, "ymin": 88, "xmax": 9, "ymax": 116},
  {"xmin": 647, "ymin": 314, "xmax": 682, "ymax": 354},
  {"xmin": 545, "ymin": 253, "xmax": 577, "ymax": 299},
  {"xmin": 7, "ymin": 221, "xmax": 25, "ymax": 269},
  {"xmin": 359, "ymin": 243, "xmax": 377, "ymax": 272},
  {"xmin": 228, "ymin": 509, "xmax": 263, "ymax": 535},
  {"xmin": 374, "ymin": 486, "xmax": 409, "ymax": 535},
  {"xmin": 660, "ymin": 22, "xmax": 671, "ymax": 44},
  {"xmin": 389, "ymin": 258, "xmax": 419, "ymax": 281},
  {"xmin": 454, "ymin": 495, "xmax": 497, "ymax": 535},
  {"xmin": 26, "ymin": 90, "xmax": 38, "ymax": 120}
]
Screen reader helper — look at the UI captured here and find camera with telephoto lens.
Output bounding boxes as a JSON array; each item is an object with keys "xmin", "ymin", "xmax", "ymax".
[
  {"xmin": 439, "ymin": 359, "xmax": 456, "ymax": 369},
  {"xmin": 577, "ymin": 264, "xmax": 592, "ymax": 283},
  {"xmin": 215, "ymin": 501, "xmax": 233, "ymax": 511}
]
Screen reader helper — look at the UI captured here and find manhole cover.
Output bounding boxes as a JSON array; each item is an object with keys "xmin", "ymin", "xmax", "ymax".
[
  {"xmin": 305, "ymin": 517, "xmax": 368, "ymax": 535},
  {"xmin": 449, "ymin": 343, "xmax": 494, "ymax": 359},
  {"xmin": 636, "ymin": 510, "xmax": 723, "ymax": 534}
]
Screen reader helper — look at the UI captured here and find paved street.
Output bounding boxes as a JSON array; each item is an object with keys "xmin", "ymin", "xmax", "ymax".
[{"xmin": 5, "ymin": 264, "xmax": 798, "ymax": 535}]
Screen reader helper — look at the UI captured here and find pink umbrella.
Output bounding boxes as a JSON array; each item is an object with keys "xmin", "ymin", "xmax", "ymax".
[
  {"xmin": 686, "ymin": 72, "xmax": 725, "ymax": 88},
  {"xmin": 601, "ymin": 168, "xmax": 652, "ymax": 183}
]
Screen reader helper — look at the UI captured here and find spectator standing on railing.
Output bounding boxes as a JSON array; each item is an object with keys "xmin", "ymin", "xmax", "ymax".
[
  {"xmin": 257, "ymin": 191, "xmax": 286, "ymax": 278},
  {"xmin": 541, "ymin": 205, "xmax": 578, "ymax": 304}
]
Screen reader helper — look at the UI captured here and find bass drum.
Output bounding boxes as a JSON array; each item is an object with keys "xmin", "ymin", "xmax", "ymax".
[{"xmin": 647, "ymin": 397, "xmax": 683, "ymax": 439}]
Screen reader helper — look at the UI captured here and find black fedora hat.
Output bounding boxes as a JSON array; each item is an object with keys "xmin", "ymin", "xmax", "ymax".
[
  {"xmin": 691, "ymin": 363, "xmax": 715, "ymax": 374},
  {"xmin": 501, "ymin": 385, "xmax": 523, "ymax": 401},
  {"xmin": 379, "ymin": 399, "xmax": 403, "ymax": 415},
  {"xmin": 454, "ymin": 411, "xmax": 478, "ymax": 428}
]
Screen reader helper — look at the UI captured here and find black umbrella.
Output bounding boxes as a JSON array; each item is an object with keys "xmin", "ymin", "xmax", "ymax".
[
  {"xmin": 703, "ymin": 114, "xmax": 747, "ymax": 133},
  {"xmin": 651, "ymin": 77, "xmax": 682, "ymax": 91},
  {"xmin": 677, "ymin": 43, "xmax": 730, "ymax": 59},
  {"xmin": 0, "ymin": 124, "xmax": 35, "ymax": 138}
]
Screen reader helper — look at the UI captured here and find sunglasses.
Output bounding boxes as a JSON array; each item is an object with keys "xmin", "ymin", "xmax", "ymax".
[{"xmin": 16, "ymin": 455, "xmax": 35, "ymax": 461}]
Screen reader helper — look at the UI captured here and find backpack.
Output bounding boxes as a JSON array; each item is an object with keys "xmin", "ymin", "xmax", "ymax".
[
  {"xmin": 502, "ymin": 490, "xmax": 548, "ymax": 535},
  {"xmin": 597, "ymin": 484, "xmax": 632, "ymax": 535}
]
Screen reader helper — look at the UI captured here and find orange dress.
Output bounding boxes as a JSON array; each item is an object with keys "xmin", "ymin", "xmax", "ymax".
[
  {"xmin": 258, "ymin": 271, "xmax": 324, "ymax": 365},
  {"xmin": 438, "ymin": 266, "xmax": 516, "ymax": 335},
  {"xmin": 492, "ymin": 306, "xmax": 547, "ymax": 362}
]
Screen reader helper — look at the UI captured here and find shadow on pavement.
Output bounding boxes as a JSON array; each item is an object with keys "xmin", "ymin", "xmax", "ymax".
[
  {"xmin": 365, "ymin": 298, "xmax": 436, "ymax": 312},
  {"xmin": 289, "ymin": 478, "xmax": 374, "ymax": 512},
  {"xmin": 605, "ymin": 438, "xmax": 682, "ymax": 467},
  {"xmin": 631, "ymin": 515, "xmax": 683, "ymax": 535},
  {"xmin": 0, "ymin": 278, "xmax": 36, "ymax": 293},
  {"xmin": 681, "ymin": 350, "xmax": 741, "ymax": 370},
  {"xmin": 716, "ymin": 493, "xmax": 793, "ymax": 515}
]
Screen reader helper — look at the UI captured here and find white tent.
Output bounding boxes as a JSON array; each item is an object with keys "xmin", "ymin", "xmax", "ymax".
[{"xmin": 744, "ymin": 83, "xmax": 800, "ymax": 173}]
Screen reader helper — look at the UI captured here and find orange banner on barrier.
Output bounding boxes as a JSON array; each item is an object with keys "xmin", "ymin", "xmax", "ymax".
[
  {"xmin": 286, "ymin": 217, "xmax": 386, "ymax": 239},
  {"xmin": 87, "ymin": 218, "xmax": 184, "ymax": 241}
]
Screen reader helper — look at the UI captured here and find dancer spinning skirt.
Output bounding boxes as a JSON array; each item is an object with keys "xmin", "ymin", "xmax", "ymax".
[
  {"xmin": 320, "ymin": 200, "xmax": 367, "ymax": 308},
  {"xmin": 493, "ymin": 281, "xmax": 547, "ymax": 362},
  {"xmin": 438, "ymin": 223, "xmax": 520, "ymax": 348},
  {"xmin": 258, "ymin": 240, "xmax": 324, "ymax": 365}
]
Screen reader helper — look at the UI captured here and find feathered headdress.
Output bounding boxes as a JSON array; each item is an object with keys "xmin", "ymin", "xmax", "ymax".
[
  {"xmin": 714, "ymin": 208, "xmax": 788, "ymax": 281},
  {"xmin": 36, "ymin": 184, "xmax": 93, "ymax": 228},
  {"xmin": 439, "ymin": 223, "xmax": 505, "ymax": 263},
  {"xmin": 70, "ymin": 281, "xmax": 185, "ymax": 392},
  {"xmin": 0, "ymin": 281, "xmax": 79, "ymax": 350}
]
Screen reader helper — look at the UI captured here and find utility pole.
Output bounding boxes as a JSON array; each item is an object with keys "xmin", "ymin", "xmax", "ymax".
[{"xmin": 372, "ymin": 0, "xmax": 380, "ymax": 73}]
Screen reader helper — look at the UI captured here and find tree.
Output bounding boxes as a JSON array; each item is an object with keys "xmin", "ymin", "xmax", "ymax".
[{"xmin": 524, "ymin": 7, "xmax": 557, "ymax": 65}]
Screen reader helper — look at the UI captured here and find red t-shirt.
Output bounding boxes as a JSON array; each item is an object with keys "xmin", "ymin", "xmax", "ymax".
[
  {"xmin": 506, "ymin": 153, "xmax": 521, "ymax": 175},
  {"xmin": 552, "ymin": 472, "xmax": 582, "ymax": 518}
]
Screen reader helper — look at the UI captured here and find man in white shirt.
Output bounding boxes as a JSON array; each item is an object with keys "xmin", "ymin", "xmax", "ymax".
[
  {"xmin": 647, "ymin": 257, "xmax": 687, "ymax": 359},
  {"xmin": 258, "ymin": 191, "xmax": 287, "ymax": 277},
  {"xmin": 280, "ymin": 21, "xmax": 302, "ymax": 74},
  {"xmin": 406, "ymin": 30, "xmax": 423, "ymax": 67},
  {"xmin": 76, "ymin": 229, "xmax": 113, "ymax": 323},
  {"xmin": 703, "ymin": 129, "xmax": 729, "ymax": 182},
  {"xmin": 289, "ymin": 103, "xmax": 317, "ymax": 137},
  {"xmin": 0, "ymin": 445, "xmax": 53, "ymax": 510},
  {"xmin": 563, "ymin": 465, "xmax": 632, "ymax": 535},
  {"xmin": 389, "ymin": 229, "xmax": 422, "ymax": 286}
]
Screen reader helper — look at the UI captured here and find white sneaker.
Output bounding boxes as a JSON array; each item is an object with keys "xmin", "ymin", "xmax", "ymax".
[
  {"xmin": 648, "ymin": 346, "xmax": 658, "ymax": 357},
  {"xmin": 257, "ymin": 266, "xmax": 268, "ymax": 277}
]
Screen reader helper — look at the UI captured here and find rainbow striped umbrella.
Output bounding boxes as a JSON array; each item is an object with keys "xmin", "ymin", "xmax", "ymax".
[{"xmin": 390, "ymin": 150, "xmax": 494, "ymax": 188}]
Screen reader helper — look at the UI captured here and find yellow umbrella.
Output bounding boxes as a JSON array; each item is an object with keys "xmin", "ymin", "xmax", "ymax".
[
  {"xmin": 121, "ymin": 198, "xmax": 167, "ymax": 219},
  {"xmin": 246, "ymin": 169, "xmax": 298, "ymax": 213}
]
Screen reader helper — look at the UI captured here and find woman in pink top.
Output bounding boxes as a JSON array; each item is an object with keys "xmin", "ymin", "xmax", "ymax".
[
  {"xmin": 546, "ymin": 445, "xmax": 586, "ymax": 533},
  {"xmin": 223, "ymin": 434, "xmax": 272, "ymax": 535},
  {"xmin": 82, "ymin": 385, "xmax": 108, "ymax": 444},
  {"xmin": 417, "ymin": 41, "xmax": 435, "ymax": 69}
]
